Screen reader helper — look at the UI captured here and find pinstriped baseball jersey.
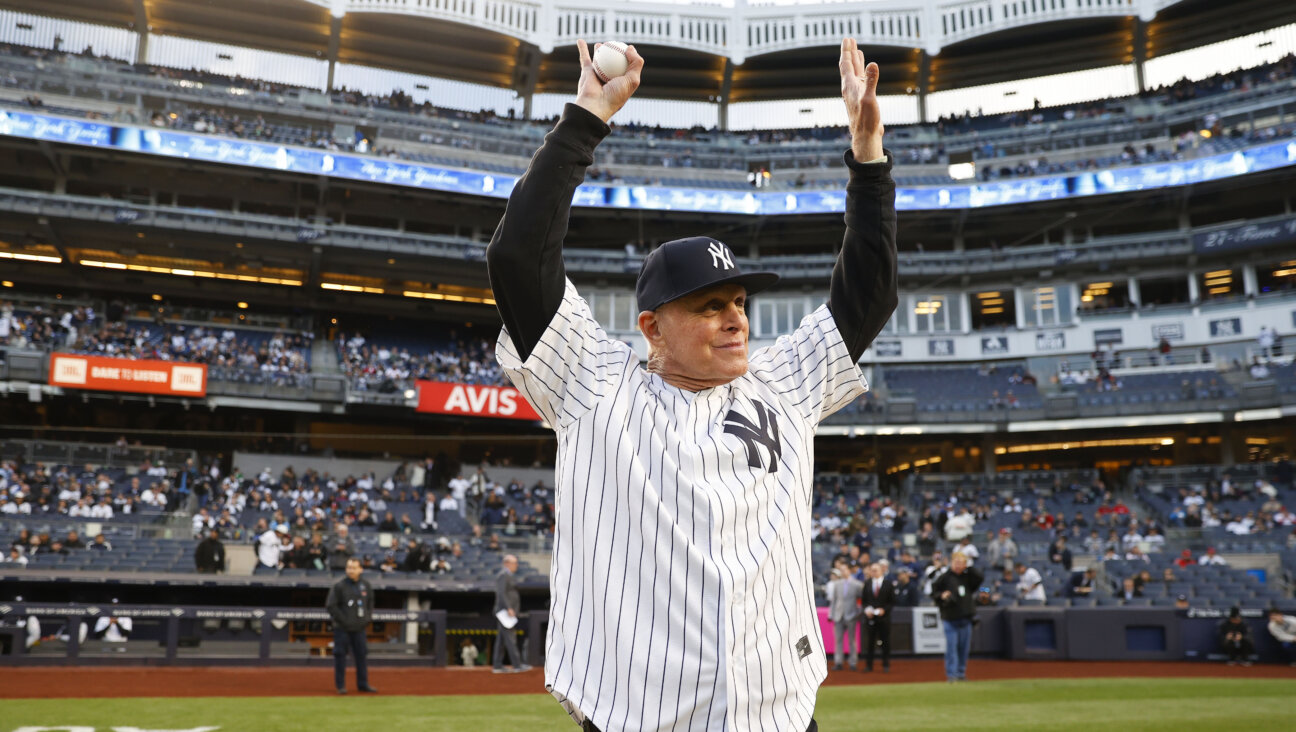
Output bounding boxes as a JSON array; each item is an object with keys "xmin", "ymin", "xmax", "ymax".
[{"xmin": 497, "ymin": 279, "xmax": 867, "ymax": 732}]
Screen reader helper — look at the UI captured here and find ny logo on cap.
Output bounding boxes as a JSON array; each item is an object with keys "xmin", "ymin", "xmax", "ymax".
[{"xmin": 707, "ymin": 241, "xmax": 734, "ymax": 271}]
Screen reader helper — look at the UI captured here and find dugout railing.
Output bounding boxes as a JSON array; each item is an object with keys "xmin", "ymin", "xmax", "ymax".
[{"xmin": 0, "ymin": 601, "xmax": 448, "ymax": 667}]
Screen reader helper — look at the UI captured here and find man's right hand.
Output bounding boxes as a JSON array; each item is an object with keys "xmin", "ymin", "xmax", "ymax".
[{"xmin": 575, "ymin": 40, "xmax": 644, "ymax": 123}]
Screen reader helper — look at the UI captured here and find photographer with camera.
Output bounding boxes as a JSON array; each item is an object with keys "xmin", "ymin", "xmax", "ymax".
[{"xmin": 930, "ymin": 551, "xmax": 983, "ymax": 682}]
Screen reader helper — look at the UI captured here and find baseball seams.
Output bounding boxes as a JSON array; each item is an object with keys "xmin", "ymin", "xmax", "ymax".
[{"xmin": 592, "ymin": 42, "xmax": 628, "ymax": 83}]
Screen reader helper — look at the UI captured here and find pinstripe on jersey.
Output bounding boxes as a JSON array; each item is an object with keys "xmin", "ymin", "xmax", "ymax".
[{"xmin": 497, "ymin": 279, "xmax": 867, "ymax": 732}]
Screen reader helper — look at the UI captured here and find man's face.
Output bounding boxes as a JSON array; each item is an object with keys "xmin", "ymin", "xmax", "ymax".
[
  {"xmin": 1123, "ymin": 579, "xmax": 1135, "ymax": 591},
  {"xmin": 950, "ymin": 554, "xmax": 967, "ymax": 573},
  {"xmin": 640, "ymin": 284, "xmax": 749, "ymax": 387},
  {"xmin": 345, "ymin": 559, "xmax": 362, "ymax": 581}
]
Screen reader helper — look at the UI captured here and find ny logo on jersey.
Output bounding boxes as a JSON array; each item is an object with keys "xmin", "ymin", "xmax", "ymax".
[
  {"xmin": 723, "ymin": 400, "xmax": 781, "ymax": 473},
  {"xmin": 707, "ymin": 241, "xmax": 734, "ymax": 270}
]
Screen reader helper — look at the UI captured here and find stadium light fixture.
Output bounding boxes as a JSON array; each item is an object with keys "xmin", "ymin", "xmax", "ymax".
[
  {"xmin": 1, "ymin": 280, "xmax": 12, "ymax": 287},
  {"xmin": 0, "ymin": 251, "xmax": 61, "ymax": 264},
  {"xmin": 321, "ymin": 282, "xmax": 383, "ymax": 294},
  {"xmin": 80, "ymin": 259, "xmax": 302, "ymax": 286},
  {"xmin": 402, "ymin": 290, "xmax": 497, "ymax": 306}
]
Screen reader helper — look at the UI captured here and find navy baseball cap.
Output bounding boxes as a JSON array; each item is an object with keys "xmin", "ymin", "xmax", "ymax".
[{"xmin": 635, "ymin": 237, "xmax": 779, "ymax": 313}]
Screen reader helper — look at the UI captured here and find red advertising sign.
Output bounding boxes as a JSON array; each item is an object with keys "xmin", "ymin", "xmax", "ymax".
[
  {"xmin": 49, "ymin": 354, "xmax": 208, "ymax": 397},
  {"xmin": 415, "ymin": 381, "xmax": 541, "ymax": 421}
]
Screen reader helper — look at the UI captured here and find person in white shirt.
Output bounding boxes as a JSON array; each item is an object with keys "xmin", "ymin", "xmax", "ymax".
[
  {"xmin": 447, "ymin": 474, "xmax": 470, "ymax": 515},
  {"xmin": 139, "ymin": 483, "xmax": 167, "ymax": 508},
  {"xmin": 4, "ymin": 546, "xmax": 27, "ymax": 566},
  {"xmin": 1267, "ymin": 608, "xmax": 1296, "ymax": 666},
  {"xmin": 439, "ymin": 493, "xmax": 460, "ymax": 514},
  {"xmin": 955, "ymin": 536, "xmax": 980, "ymax": 566},
  {"xmin": 89, "ymin": 498, "xmax": 114, "ymax": 519},
  {"xmin": 421, "ymin": 493, "xmax": 438, "ymax": 531},
  {"xmin": 192, "ymin": 508, "xmax": 215, "ymax": 536},
  {"xmin": 1143, "ymin": 527, "xmax": 1166, "ymax": 550},
  {"xmin": 93, "ymin": 613, "xmax": 133, "ymax": 642},
  {"xmin": 68, "ymin": 498, "xmax": 93, "ymax": 518},
  {"xmin": 1183, "ymin": 491, "xmax": 1205, "ymax": 507},
  {"xmin": 944, "ymin": 508, "xmax": 975, "ymax": 542},
  {"xmin": 257, "ymin": 524, "xmax": 291, "ymax": 568},
  {"xmin": 1015, "ymin": 561, "xmax": 1046, "ymax": 602},
  {"xmin": 1120, "ymin": 526, "xmax": 1144, "ymax": 551},
  {"xmin": 1199, "ymin": 547, "xmax": 1227, "ymax": 565}
]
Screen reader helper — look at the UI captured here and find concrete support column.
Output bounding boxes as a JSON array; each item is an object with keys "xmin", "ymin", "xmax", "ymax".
[
  {"xmin": 1132, "ymin": 18, "xmax": 1149, "ymax": 94},
  {"xmin": 718, "ymin": 59, "xmax": 735, "ymax": 131},
  {"xmin": 326, "ymin": 16, "xmax": 343, "ymax": 91},
  {"xmin": 916, "ymin": 50, "xmax": 931, "ymax": 124},
  {"xmin": 133, "ymin": 0, "xmax": 150, "ymax": 65},
  {"xmin": 511, "ymin": 44, "xmax": 542, "ymax": 121}
]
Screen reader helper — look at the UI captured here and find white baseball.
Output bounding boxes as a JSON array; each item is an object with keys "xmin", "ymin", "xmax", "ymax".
[{"xmin": 592, "ymin": 41, "xmax": 629, "ymax": 83}]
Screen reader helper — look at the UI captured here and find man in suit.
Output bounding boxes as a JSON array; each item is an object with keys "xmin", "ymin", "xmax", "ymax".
[
  {"xmin": 1068, "ymin": 567, "xmax": 1098, "ymax": 598},
  {"xmin": 861, "ymin": 561, "xmax": 896, "ymax": 672},
  {"xmin": 826, "ymin": 565, "xmax": 864, "ymax": 671},
  {"xmin": 493, "ymin": 553, "xmax": 531, "ymax": 673}
]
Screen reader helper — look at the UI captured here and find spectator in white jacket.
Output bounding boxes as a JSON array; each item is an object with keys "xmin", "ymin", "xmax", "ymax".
[
  {"xmin": 1268, "ymin": 608, "xmax": 1296, "ymax": 666},
  {"xmin": 944, "ymin": 508, "xmax": 975, "ymax": 542}
]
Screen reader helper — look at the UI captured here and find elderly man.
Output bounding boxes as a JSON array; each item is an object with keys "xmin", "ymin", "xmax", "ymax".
[
  {"xmin": 492, "ymin": 553, "xmax": 530, "ymax": 674},
  {"xmin": 487, "ymin": 38, "xmax": 896, "ymax": 732},
  {"xmin": 826, "ymin": 565, "xmax": 864, "ymax": 671}
]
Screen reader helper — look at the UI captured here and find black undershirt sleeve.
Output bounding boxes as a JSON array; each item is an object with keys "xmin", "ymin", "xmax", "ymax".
[
  {"xmin": 486, "ymin": 104, "xmax": 610, "ymax": 362},
  {"xmin": 828, "ymin": 150, "xmax": 900, "ymax": 362}
]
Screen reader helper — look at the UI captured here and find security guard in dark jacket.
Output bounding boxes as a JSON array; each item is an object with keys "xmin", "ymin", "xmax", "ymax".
[{"xmin": 327, "ymin": 557, "xmax": 377, "ymax": 694}]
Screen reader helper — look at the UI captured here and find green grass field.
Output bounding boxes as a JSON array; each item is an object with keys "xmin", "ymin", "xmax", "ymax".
[{"xmin": 5, "ymin": 678, "xmax": 1294, "ymax": 731}]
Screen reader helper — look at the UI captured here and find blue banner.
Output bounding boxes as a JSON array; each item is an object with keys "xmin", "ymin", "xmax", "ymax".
[
  {"xmin": 3, "ymin": 109, "xmax": 1295, "ymax": 215},
  {"xmin": 1193, "ymin": 215, "xmax": 1296, "ymax": 254}
]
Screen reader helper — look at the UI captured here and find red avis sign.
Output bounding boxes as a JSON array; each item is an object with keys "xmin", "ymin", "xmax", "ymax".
[
  {"xmin": 49, "ymin": 354, "xmax": 208, "ymax": 397},
  {"xmin": 415, "ymin": 381, "xmax": 541, "ymax": 420}
]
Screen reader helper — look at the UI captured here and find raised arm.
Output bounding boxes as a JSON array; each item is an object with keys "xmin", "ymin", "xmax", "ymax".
[
  {"xmin": 829, "ymin": 38, "xmax": 899, "ymax": 362},
  {"xmin": 486, "ymin": 40, "xmax": 643, "ymax": 361}
]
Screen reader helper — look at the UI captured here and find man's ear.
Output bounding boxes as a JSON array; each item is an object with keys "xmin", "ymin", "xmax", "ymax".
[{"xmin": 638, "ymin": 310, "xmax": 661, "ymax": 344}]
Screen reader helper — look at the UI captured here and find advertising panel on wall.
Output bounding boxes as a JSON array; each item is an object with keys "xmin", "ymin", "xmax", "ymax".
[
  {"xmin": 1151, "ymin": 323, "xmax": 1185, "ymax": 342},
  {"xmin": 415, "ymin": 381, "xmax": 541, "ymax": 421},
  {"xmin": 981, "ymin": 336, "xmax": 1009, "ymax": 355},
  {"xmin": 928, "ymin": 339, "xmax": 955, "ymax": 357},
  {"xmin": 48, "ymin": 354, "xmax": 207, "ymax": 397},
  {"xmin": 1093, "ymin": 328, "xmax": 1123, "ymax": 346},
  {"xmin": 1208, "ymin": 317, "xmax": 1243, "ymax": 338},
  {"xmin": 1035, "ymin": 331, "xmax": 1066, "ymax": 351},
  {"xmin": 872, "ymin": 340, "xmax": 903, "ymax": 357},
  {"xmin": 3, "ymin": 110, "xmax": 1295, "ymax": 215}
]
